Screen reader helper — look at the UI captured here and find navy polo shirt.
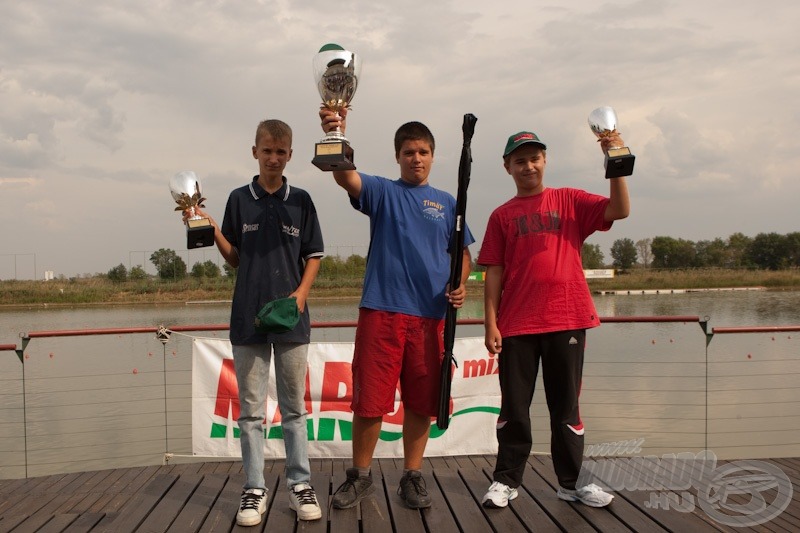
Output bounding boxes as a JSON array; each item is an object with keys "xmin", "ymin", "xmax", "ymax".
[{"xmin": 221, "ymin": 176, "xmax": 324, "ymax": 345}]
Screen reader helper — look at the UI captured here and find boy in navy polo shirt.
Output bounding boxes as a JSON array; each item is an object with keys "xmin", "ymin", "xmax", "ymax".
[
  {"xmin": 186, "ymin": 119, "xmax": 323, "ymax": 525},
  {"xmin": 319, "ymin": 109, "xmax": 474, "ymax": 510}
]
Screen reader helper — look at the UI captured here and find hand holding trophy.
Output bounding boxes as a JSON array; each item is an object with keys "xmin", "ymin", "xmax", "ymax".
[
  {"xmin": 588, "ymin": 106, "xmax": 635, "ymax": 179},
  {"xmin": 170, "ymin": 170, "xmax": 215, "ymax": 249},
  {"xmin": 312, "ymin": 43, "xmax": 361, "ymax": 171}
]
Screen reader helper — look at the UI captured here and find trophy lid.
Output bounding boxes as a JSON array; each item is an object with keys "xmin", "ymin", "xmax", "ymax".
[{"xmin": 313, "ymin": 44, "xmax": 361, "ymax": 110}]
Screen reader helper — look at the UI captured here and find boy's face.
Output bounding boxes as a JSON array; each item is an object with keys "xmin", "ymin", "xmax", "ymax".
[
  {"xmin": 252, "ymin": 134, "xmax": 293, "ymax": 181},
  {"xmin": 396, "ymin": 139, "xmax": 434, "ymax": 186},
  {"xmin": 504, "ymin": 144, "xmax": 546, "ymax": 196}
]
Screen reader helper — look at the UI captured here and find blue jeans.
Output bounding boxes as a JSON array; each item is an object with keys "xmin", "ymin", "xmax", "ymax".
[{"xmin": 232, "ymin": 342, "xmax": 311, "ymax": 490}]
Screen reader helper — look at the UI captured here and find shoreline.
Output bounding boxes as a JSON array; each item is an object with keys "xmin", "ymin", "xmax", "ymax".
[{"xmin": 2, "ymin": 285, "xmax": 798, "ymax": 312}]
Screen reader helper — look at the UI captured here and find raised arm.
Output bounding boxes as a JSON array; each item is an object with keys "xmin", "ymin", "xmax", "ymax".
[
  {"xmin": 599, "ymin": 132, "xmax": 631, "ymax": 222},
  {"xmin": 319, "ymin": 107, "xmax": 362, "ymax": 198}
]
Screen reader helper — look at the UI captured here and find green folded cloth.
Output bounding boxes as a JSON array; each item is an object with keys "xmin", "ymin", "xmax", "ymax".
[{"xmin": 254, "ymin": 297, "xmax": 299, "ymax": 333}]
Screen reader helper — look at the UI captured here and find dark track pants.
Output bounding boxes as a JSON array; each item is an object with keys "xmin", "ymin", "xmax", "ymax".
[{"xmin": 492, "ymin": 330, "xmax": 586, "ymax": 490}]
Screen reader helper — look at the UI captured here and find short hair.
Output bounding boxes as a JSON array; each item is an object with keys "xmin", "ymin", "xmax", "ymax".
[
  {"xmin": 255, "ymin": 119, "xmax": 292, "ymax": 146},
  {"xmin": 394, "ymin": 121, "xmax": 435, "ymax": 157}
]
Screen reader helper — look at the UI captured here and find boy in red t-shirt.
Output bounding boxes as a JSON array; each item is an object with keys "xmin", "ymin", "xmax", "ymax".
[{"xmin": 477, "ymin": 130, "xmax": 630, "ymax": 509}]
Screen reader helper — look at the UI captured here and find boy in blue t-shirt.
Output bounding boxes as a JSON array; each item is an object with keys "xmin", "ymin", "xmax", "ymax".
[{"xmin": 319, "ymin": 108, "xmax": 474, "ymax": 510}]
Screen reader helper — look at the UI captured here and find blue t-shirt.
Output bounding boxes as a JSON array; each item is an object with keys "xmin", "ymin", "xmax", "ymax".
[
  {"xmin": 352, "ymin": 173, "xmax": 474, "ymax": 319},
  {"xmin": 221, "ymin": 176, "xmax": 324, "ymax": 345}
]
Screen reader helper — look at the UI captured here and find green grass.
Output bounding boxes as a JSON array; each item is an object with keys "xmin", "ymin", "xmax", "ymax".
[{"xmin": 1, "ymin": 268, "xmax": 798, "ymax": 307}]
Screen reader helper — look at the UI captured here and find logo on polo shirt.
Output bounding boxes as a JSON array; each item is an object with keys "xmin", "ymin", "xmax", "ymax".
[
  {"xmin": 242, "ymin": 223, "xmax": 259, "ymax": 233},
  {"xmin": 282, "ymin": 224, "xmax": 300, "ymax": 237}
]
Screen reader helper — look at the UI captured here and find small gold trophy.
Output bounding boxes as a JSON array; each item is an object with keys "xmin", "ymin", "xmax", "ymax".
[
  {"xmin": 588, "ymin": 106, "xmax": 635, "ymax": 179},
  {"xmin": 312, "ymin": 43, "xmax": 361, "ymax": 171},
  {"xmin": 170, "ymin": 171, "xmax": 215, "ymax": 249}
]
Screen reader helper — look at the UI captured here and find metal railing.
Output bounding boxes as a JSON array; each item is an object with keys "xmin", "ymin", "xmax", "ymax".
[{"xmin": 1, "ymin": 317, "xmax": 799, "ymax": 480}]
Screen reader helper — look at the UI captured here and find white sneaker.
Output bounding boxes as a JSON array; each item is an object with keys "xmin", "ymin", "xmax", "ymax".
[
  {"xmin": 289, "ymin": 483, "xmax": 322, "ymax": 520},
  {"xmin": 557, "ymin": 483, "xmax": 614, "ymax": 507},
  {"xmin": 482, "ymin": 481, "xmax": 518, "ymax": 508},
  {"xmin": 237, "ymin": 488, "xmax": 267, "ymax": 526}
]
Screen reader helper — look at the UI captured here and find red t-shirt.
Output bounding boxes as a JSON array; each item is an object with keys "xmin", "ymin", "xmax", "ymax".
[{"xmin": 477, "ymin": 187, "xmax": 611, "ymax": 337}]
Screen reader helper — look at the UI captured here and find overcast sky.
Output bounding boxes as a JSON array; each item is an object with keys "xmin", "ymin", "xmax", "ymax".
[{"xmin": 1, "ymin": 1, "xmax": 799, "ymax": 279}]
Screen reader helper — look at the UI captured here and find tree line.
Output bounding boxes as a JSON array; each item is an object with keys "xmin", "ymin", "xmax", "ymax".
[
  {"xmin": 106, "ymin": 249, "xmax": 367, "ymax": 282},
  {"xmin": 107, "ymin": 231, "xmax": 799, "ymax": 282},
  {"xmin": 581, "ymin": 232, "xmax": 800, "ymax": 271}
]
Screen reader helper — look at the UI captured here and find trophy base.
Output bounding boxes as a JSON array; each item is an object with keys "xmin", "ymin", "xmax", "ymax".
[
  {"xmin": 313, "ymin": 140, "xmax": 355, "ymax": 171},
  {"xmin": 187, "ymin": 218, "xmax": 215, "ymax": 249},
  {"xmin": 604, "ymin": 148, "xmax": 635, "ymax": 179}
]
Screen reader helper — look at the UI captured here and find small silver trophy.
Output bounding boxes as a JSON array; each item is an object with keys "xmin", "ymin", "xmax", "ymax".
[
  {"xmin": 312, "ymin": 43, "xmax": 361, "ymax": 171},
  {"xmin": 588, "ymin": 106, "xmax": 635, "ymax": 179},
  {"xmin": 169, "ymin": 171, "xmax": 215, "ymax": 249}
]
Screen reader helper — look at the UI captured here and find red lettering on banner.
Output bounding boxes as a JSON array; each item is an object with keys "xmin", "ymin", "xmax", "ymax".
[
  {"xmin": 214, "ymin": 358, "xmax": 240, "ymax": 420},
  {"xmin": 320, "ymin": 361, "xmax": 353, "ymax": 412}
]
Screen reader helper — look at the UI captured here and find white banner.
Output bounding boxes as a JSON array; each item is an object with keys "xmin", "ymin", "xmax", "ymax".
[{"xmin": 192, "ymin": 337, "xmax": 501, "ymax": 458}]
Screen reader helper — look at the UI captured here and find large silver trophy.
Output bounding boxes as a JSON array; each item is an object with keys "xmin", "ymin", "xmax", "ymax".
[
  {"xmin": 312, "ymin": 43, "xmax": 361, "ymax": 171},
  {"xmin": 170, "ymin": 171, "xmax": 215, "ymax": 249},
  {"xmin": 588, "ymin": 106, "xmax": 635, "ymax": 179}
]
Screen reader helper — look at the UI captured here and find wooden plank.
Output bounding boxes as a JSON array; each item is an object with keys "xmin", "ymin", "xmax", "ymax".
[
  {"xmin": 575, "ymin": 454, "xmax": 726, "ymax": 532},
  {"xmin": 136, "ymin": 473, "xmax": 204, "ymax": 532},
  {"xmin": 68, "ymin": 469, "xmax": 117, "ymax": 494},
  {"xmin": 260, "ymin": 473, "xmax": 300, "ymax": 533},
  {"xmin": 63, "ymin": 492, "xmax": 105, "ymax": 515},
  {"xmin": 0, "ymin": 514, "xmax": 30, "ymax": 533},
  {"xmin": 1, "ymin": 456, "xmax": 799, "ymax": 533},
  {"xmin": 432, "ymin": 464, "xmax": 493, "ymax": 533},
  {"xmin": 529, "ymin": 456, "xmax": 636, "ymax": 532},
  {"xmin": 8, "ymin": 493, "xmax": 78, "ymax": 533},
  {"xmin": 297, "ymin": 472, "xmax": 331, "ymax": 533},
  {"xmin": 197, "ymin": 474, "xmax": 247, "ymax": 533},
  {"xmin": 93, "ymin": 473, "xmax": 178, "ymax": 533},
  {"xmin": 0, "ymin": 491, "xmax": 59, "ymax": 522},
  {"xmin": 85, "ymin": 468, "xmax": 129, "ymax": 494},
  {"xmin": 417, "ymin": 464, "xmax": 461, "ymax": 533},
  {"xmin": 478, "ymin": 463, "xmax": 562, "ymax": 533},
  {"xmin": 520, "ymin": 458, "xmax": 595, "ymax": 532},
  {"xmin": 377, "ymin": 460, "xmax": 426, "ymax": 532},
  {"xmin": 32, "ymin": 513, "xmax": 79, "ymax": 533},
  {"xmin": 459, "ymin": 459, "xmax": 530, "ymax": 532},
  {"xmin": 166, "ymin": 473, "xmax": 227, "ymax": 533},
  {"xmin": 230, "ymin": 472, "xmax": 280, "ymax": 533},
  {"xmin": 62, "ymin": 512, "xmax": 106, "ymax": 533},
  {"xmin": 546, "ymin": 457, "xmax": 669, "ymax": 533},
  {"xmin": 329, "ymin": 466, "xmax": 360, "ymax": 533}
]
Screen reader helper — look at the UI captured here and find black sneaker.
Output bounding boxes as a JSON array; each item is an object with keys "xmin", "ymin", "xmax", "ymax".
[
  {"xmin": 332, "ymin": 468, "xmax": 374, "ymax": 509},
  {"xmin": 397, "ymin": 470, "xmax": 431, "ymax": 509}
]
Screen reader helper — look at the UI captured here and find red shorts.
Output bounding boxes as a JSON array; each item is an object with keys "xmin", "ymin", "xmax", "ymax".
[{"xmin": 351, "ymin": 308, "xmax": 444, "ymax": 418}]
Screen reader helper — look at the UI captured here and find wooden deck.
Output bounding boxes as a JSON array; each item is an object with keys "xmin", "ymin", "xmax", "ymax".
[{"xmin": 1, "ymin": 455, "xmax": 798, "ymax": 532}]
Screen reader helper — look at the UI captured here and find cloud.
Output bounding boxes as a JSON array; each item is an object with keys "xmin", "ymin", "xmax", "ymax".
[{"xmin": 1, "ymin": 0, "xmax": 799, "ymax": 276}]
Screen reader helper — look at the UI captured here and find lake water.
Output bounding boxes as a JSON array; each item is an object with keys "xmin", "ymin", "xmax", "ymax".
[{"xmin": 1, "ymin": 290, "xmax": 799, "ymax": 479}]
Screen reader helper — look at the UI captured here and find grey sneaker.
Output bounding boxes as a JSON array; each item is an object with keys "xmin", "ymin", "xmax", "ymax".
[
  {"xmin": 397, "ymin": 470, "xmax": 431, "ymax": 509},
  {"xmin": 482, "ymin": 481, "xmax": 518, "ymax": 508},
  {"xmin": 332, "ymin": 468, "xmax": 374, "ymax": 509},
  {"xmin": 289, "ymin": 483, "xmax": 322, "ymax": 520},
  {"xmin": 236, "ymin": 488, "xmax": 267, "ymax": 526},
  {"xmin": 557, "ymin": 483, "xmax": 614, "ymax": 507}
]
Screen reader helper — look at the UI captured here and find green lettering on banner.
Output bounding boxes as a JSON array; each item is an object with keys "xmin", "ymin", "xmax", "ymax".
[{"xmin": 316, "ymin": 418, "xmax": 336, "ymax": 441}]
